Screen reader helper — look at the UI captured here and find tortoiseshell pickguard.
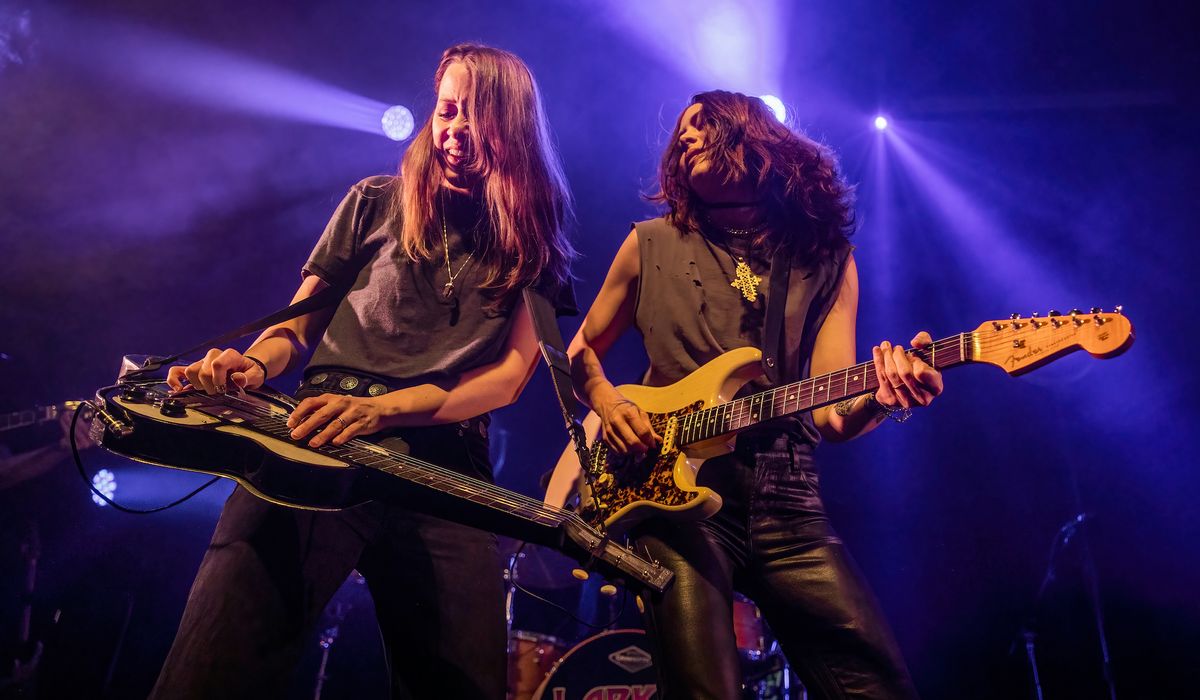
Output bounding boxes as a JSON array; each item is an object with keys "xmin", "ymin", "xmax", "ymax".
[{"xmin": 581, "ymin": 401, "xmax": 704, "ymax": 530}]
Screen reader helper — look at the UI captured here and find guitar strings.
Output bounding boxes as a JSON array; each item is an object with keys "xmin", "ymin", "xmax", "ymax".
[
  {"xmin": 186, "ymin": 389, "xmax": 574, "ymax": 523},
  {"xmin": 686, "ymin": 328, "xmax": 1089, "ymax": 444},
  {"xmin": 680, "ymin": 325, "xmax": 1100, "ymax": 441},
  {"xmin": 680, "ymin": 334, "xmax": 967, "ymax": 439}
]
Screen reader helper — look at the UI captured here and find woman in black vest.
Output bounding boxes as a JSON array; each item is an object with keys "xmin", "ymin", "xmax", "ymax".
[
  {"xmin": 152, "ymin": 44, "xmax": 575, "ymax": 699},
  {"xmin": 567, "ymin": 91, "xmax": 942, "ymax": 698}
]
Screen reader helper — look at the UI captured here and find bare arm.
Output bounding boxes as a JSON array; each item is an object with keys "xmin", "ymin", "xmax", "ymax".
[
  {"xmin": 812, "ymin": 255, "xmax": 943, "ymax": 442},
  {"xmin": 167, "ymin": 274, "xmax": 337, "ymax": 394},
  {"xmin": 567, "ymin": 230, "xmax": 660, "ymax": 455},
  {"xmin": 288, "ymin": 301, "xmax": 541, "ymax": 446}
]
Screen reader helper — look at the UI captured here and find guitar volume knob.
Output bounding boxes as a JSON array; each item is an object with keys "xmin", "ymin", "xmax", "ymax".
[{"xmin": 160, "ymin": 398, "xmax": 187, "ymax": 417}]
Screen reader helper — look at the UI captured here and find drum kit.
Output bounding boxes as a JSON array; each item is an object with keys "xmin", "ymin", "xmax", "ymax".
[{"xmin": 503, "ymin": 541, "xmax": 799, "ymax": 700}]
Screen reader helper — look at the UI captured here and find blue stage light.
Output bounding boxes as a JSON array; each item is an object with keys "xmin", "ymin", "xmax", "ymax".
[
  {"xmin": 760, "ymin": 95, "xmax": 787, "ymax": 123},
  {"xmin": 91, "ymin": 468, "xmax": 116, "ymax": 506},
  {"xmin": 874, "ymin": 115, "xmax": 889, "ymax": 131},
  {"xmin": 381, "ymin": 105, "xmax": 414, "ymax": 141}
]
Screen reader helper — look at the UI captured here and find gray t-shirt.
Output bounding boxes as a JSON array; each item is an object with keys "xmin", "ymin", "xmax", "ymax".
[{"xmin": 303, "ymin": 176, "xmax": 575, "ymax": 386}]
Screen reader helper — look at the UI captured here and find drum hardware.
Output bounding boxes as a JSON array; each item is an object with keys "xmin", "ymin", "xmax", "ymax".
[{"xmin": 311, "ymin": 571, "xmax": 365, "ymax": 700}]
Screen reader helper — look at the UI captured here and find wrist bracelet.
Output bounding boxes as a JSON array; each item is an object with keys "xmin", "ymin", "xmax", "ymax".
[
  {"xmin": 244, "ymin": 355, "xmax": 269, "ymax": 380},
  {"xmin": 866, "ymin": 394, "xmax": 912, "ymax": 424}
]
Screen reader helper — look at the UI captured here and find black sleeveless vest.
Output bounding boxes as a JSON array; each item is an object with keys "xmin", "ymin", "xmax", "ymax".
[{"xmin": 632, "ymin": 217, "xmax": 852, "ymax": 446}]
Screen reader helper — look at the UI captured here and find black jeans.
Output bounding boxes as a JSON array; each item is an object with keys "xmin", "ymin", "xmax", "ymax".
[
  {"xmin": 150, "ymin": 418, "xmax": 506, "ymax": 700},
  {"xmin": 637, "ymin": 433, "xmax": 918, "ymax": 699}
]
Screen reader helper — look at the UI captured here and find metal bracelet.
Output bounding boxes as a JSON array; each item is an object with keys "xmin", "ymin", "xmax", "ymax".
[{"xmin": 866, "ymin": 394, "xmax": 912, "ymax": 424}]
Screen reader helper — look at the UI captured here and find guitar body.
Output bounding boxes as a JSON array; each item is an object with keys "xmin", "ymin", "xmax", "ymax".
[
  {"xmin": 104, "ymin": 387, "xmax": 366, "ymax": 511},
  {"xmin": 580, "ymin": 346, "xmax": 765, "ymax": 535}
]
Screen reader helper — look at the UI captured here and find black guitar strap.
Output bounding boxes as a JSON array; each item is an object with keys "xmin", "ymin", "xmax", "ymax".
[
  {"xmin": 522, "ymin": 288, "xmax": 592, "ymax": 475},
  {"xmin": 126, "ymin": 282, "xmax": 350, "ymax": 378},
  {"xmin": 761, "ymin": 251, "xmax": 792, "ymax": 385}
]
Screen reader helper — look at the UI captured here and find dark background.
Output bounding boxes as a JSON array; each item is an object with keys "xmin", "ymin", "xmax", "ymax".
[{"xmin": 1, "ymin": 0, "xmax": 1196, "ymax": 697}]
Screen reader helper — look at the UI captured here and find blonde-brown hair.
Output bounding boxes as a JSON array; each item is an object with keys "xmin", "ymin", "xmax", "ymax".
[{"xmin": 392, "ymin": 44, "xmax": 574, "ymax": 298}]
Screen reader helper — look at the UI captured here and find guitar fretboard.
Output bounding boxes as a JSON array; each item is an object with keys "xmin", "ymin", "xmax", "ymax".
[
  {"xmin": 248, "ymin": 416, "xmax": 565, "ymax": 528},
  {"xmin": 678, "ymin": 333, "xmax": 974, "ymax": 445}
]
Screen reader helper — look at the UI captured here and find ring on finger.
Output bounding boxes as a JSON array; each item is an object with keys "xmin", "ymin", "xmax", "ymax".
[{"xmin": 335, "ymin": 416, "xmax": 349, "ymax": 429}]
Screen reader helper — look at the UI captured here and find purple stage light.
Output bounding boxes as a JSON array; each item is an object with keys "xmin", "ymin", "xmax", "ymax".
[
  {"xmin": 874, "ymin": 115, "xmax": 889, "ymax": 131},
  {"xmin": 381, "ymin": 105, "xmax": 414, "ymax": 141},
  {"xmin": 760, "ymin": 95, "xmax": 787, "ymax": 123},
  {"xmin": 91, "ymin": 468, "xmax": 116, "ymax": 507},
  {"xmin": 600, "ymin": 1, "xmax": 785, "ymax": 97},
  {"xmin": 51, "ymin": 12, "xmax": 390, "ymax": 136}
]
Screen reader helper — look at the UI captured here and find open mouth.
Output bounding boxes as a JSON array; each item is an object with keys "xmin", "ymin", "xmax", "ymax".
[{"xmin": 443, "ymin": 145, "xmax": 470, "ymax": 166}]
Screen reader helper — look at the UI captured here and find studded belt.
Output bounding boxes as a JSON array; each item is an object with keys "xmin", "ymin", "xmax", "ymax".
[
  {"xmin": 299, "ymin": 368, "xmax": 398, "ymax": 398},
  {"xmin": 296, "ymin": 368, "xmax": 489, "ymax": 439}
]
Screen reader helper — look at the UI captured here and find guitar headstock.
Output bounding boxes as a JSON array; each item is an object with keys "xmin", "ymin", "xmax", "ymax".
[{"xmin": 971, "ymin": 307, "xmax": 1134, "ymax": 376}]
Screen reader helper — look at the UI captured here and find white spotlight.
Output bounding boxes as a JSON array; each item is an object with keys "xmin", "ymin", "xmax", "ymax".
[
  {"xmin": 759, "ymin": 95, "xmax": 787, "ymax": 123},
  {"xmin": 381, "ymin": 105, "xmax": 414, "ymax": 141},
  {"xmin": 873, "ymin": 115, "xmax": 889, "ymax": 131}
]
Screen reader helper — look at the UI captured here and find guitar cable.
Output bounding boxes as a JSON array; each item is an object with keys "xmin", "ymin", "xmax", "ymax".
[
  {"xmin": 69, "ymin": 401, "xmax": 221, "ymax": 514},
  {"xmin": 508, "ymin": 540, "xmax": 629, "ymax": 631}
]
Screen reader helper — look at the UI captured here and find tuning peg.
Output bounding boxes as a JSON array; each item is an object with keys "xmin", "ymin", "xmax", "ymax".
[
  {"xmin": 1029, "ymin": 312, "xmax": 1042, "ymax": 328},
  {"xmin": 1048, "ymin": 310, "xmax": 1061, "ymax": 316},
  {"xmin": 1010, "ymin": 313, "xmax": 1022, "ymax": 329},
  {"xmin": 992, "ymin": 321, "xmax": 1003, "ymax": 331},
  {"xmin": 1090, "ymin": 307, "xmax": 1101, "ymax": 314},
  {"xmin": 1114, "ymin": 305, "xmax": 1124, "ymax": 315}
]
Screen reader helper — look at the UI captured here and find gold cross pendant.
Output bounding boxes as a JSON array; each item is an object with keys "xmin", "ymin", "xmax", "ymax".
[{"xmin": 730, "ymin": 258, "xmax": 761, "ymax": 303}]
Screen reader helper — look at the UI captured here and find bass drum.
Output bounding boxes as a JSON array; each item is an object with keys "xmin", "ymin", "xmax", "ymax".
[
  {"xmin": 509, "ymin": 630, "xmax": 570, "ymax": 700},
  {"xmin": 532, "ymin": 629, "xmax": 657, "ymax": 700}
]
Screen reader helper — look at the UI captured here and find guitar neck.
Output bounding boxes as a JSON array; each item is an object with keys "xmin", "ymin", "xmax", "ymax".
[
  {"xmin": 245, "ymin": 412, "xmax": 673, "ymax": 592},
  {"xmin": 679, "ymin": 332, "xmax": 975, "ymax": 445},
  {"xmin": 247, "ymin": 414, "xmax": 564, "ymax": 530}
]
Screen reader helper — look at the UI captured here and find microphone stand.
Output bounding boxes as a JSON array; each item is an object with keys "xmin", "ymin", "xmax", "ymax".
[{"xmin": 1016, "ymin": 510, "xmax": 1116, "ymax": 700}]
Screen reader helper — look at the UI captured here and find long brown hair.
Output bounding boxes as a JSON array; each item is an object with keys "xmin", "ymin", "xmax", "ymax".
[
  {"xmin": 652, "ymin": 90, "xmax": 854, "ymax": 261},
  {"xmin": 392, "ymin": 44, "xmax": 574, "ymax": 297}
]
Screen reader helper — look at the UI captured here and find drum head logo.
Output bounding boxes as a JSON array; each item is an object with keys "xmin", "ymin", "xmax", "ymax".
[{"xmin": 608, "ymin": 645, "xmax": 653, "ymax": 674}]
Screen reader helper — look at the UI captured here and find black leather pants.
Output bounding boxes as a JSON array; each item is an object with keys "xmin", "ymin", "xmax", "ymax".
[
  {"xmin": 636, "ymin": 433, "xmax": 919, "ymax": 699},
  {"xmin": 150, "ymin": 415, "xmax": 506, "ymax": 700}
]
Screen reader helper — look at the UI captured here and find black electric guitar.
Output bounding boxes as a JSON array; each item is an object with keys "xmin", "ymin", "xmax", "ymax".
[
  {"xmin": 90, "ymin": 381, "xmax": 672, "ymax": 593},
  {"xmin": 564, "ymin": 308, "xmax": 1134, "ymax": 535}
]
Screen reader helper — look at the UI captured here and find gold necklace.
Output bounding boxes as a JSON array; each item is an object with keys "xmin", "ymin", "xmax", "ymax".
[
  {"xmin": 728, "ymin": 254, "xmax": 762, "ymax": 303},
  {"xmin": 440, "ymin": 193, "xmax": 474, "ymax": 299},
  {"xmin": 702, "ymin": 215, "xmax": 765, "ymax": 302}
]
